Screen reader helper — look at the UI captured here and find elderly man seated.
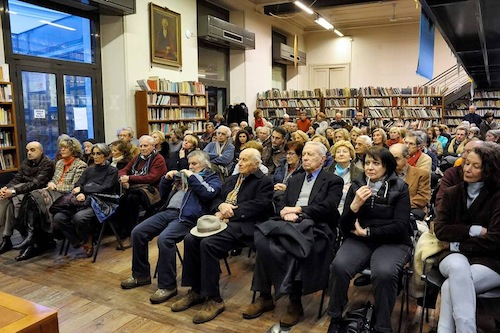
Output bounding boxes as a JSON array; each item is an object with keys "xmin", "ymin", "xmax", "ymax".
[
  {"xmin": 0, "ymin": 142, "xmax": 55, "ymax": 254},
  {"xmin": 120, "ymin": 150, "xmax": 222, "ymax": 304},
  {"xmin": 404, "ymin": 130, "xmax": 432, "ymax": 173},
  {"xmin": 117, "ymin": 135, "xmax": 167, "ymax": 236},
  {"xmin": 170, "ymin": 148, "xmax": 274, "ymax": 324},
  {"xmin": 243, "ymin": 141, "xmax": 343, "ymax": 328},
  {"xmin": 203, "ymin": 125, "xmax": 235, "ymax": 177}
]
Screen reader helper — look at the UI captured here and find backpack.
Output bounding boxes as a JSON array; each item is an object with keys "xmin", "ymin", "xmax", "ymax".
[{"xmin": 340, "ymin": 302, "xmax": 374, "ymax": 333}]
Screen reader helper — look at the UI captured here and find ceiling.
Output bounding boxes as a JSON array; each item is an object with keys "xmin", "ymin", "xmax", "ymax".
[{"xmin": 244, "ymin": 0, "xmax": 499, "ymax": 89}]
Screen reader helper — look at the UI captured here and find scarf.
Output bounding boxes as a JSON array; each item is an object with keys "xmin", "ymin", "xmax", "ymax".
[
  {"xmin": 131, "ymin": 151, "xmax": 157, "ymax": 176},
  {"xmin": 216, "ymin": 142, "xmax": 228, "ymax": 156},
  {"xmin": 225, "ymin": 174, "xmax": 244, "ymax": 205},
  {"xmin": 466, "ymin": 182, "xmax": 484, "ymax": 208},
  {"xmin": 335, "ymin": 163, "xmax": 349, "ymax": 178},
  {"xmin": 407, "ymin": 150, "xmax": 422, "ymax": 167},
  {"xmin": 111, "ymin": 155, "xmax": 124, "ymax": 168},
  {"xmin": 447, "ymin": 138, "xmax": 467, "ymax": 154},
  {"xmin": 58, "ymin": 156, "xmax": 76, "ymax": 185},
  {"xmin": 386, "ymin": 138, "xmax": 403, "ymax": 147}
]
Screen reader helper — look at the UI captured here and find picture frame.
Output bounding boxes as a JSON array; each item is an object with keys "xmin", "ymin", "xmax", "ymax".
[{"xmin": 150, "ymin": 3, "xmax": 182, "ymax": 67}]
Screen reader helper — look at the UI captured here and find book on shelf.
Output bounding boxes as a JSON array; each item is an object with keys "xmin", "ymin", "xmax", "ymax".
[
  {"xmin": 136, "ymin": 79, "xmax": 151, "ymax": 91},
  {"xmin": 474, "ymin": 91, "xmax": 500, "ymax": 99},
  {"xmin": 0, "ymin": 85, "xmax": 12, "ymax": 102},
  {"xmin": 0, "ymin": 108, "xmax": 11, "ymax": 125},
  {"xmin": 141, "ymin": 78, "xmax": 206, "ymax": 95},
  {"xmin": 148, "ymin": 120, "xmax": 205, "ymax": 134},
  {"xmin": 0, "ymin": 64, "xmax": 9, "ymax": 82},
  {"xmin": 147, "ymin": 76, "xmax": 159, "ymax": 91}
]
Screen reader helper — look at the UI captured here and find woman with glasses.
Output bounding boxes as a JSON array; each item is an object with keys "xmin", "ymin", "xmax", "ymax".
[
  {"xmin": 327, "ymin": 146, "xmax": 411, "ymax": 333},
  {"xmin": 273, "ymin": 141, "xmax": 304, "ymax": 203},
  {"xmin": 52, "ymin": 143, "xmax": 118, "ymax": 257}
]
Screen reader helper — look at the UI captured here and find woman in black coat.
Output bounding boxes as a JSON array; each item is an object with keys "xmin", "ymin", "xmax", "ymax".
[
  {"xmin": 327, "ymin": 146, "xmax": 411, "ymax": 333},
  {"xmin": 433, "ymin": 142, "xmax": 500, "ymax": 332}
]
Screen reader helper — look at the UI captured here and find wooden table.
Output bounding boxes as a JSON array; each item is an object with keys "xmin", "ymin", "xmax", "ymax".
[{"xmin": 0, "ymin": 291, "xmax": 59, "ymax": 333}]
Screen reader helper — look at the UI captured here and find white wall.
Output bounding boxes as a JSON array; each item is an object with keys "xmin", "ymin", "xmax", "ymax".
[
  {"xmin": 305, "ymin": 23, "xmax": 457, "ymax": 89},
  {"xmin": 100, "ymin": 0, "xmax": 198, "ymax": 140}
]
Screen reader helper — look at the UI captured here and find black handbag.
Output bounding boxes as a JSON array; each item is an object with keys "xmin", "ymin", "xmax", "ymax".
[
  {"xmin": 340, "ymin": 302, "xmax": 374, "ymax": 333},
  {"xmin": 49, "ymin": 193, "xmax": 85, "ymax": 215}
]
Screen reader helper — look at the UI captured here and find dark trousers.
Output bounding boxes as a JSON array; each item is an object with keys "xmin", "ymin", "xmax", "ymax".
[
  {"xmin": 117, "ymin": 191, "xmax": 148, "ymax": 235},
  {"xmin": 53, "ymin": 207, "xmax": 96, "ymax": 247},
  {"xmin": 131, "ymin": 209, "xmax": 192, "ymax": 290},
  {"xmin": 181, "ymin": 223, "xmax": 251, "ymax": 298},
  {"xmin": 328, "ymin": 238, "xmax": 410, "ymax": 333}
]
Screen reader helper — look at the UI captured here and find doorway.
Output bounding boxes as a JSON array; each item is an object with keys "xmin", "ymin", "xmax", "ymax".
[
  {"xmin": 206, "ymin": 86, "xmax": 227, "ymax": 122},
  {"xmin": 310, "ymin": 64, "xmax": 350, "ymax": 90}
]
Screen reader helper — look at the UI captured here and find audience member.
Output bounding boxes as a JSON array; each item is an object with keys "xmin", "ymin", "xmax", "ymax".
[
  {"xmin": 485, "ymin": 129, "xmax": 500, "ymax": 143},
  {"xmin": 166, "ymin": 128, "xmax": 184, "ymax": 171},
  {"xmin": 201, "ymin": 122, "xmax": 216, "ymax": 146},
  {"xmin": 119, "ymin": 128, "xmax": 140, "ymax": 157},
  {"xmin": 325, "ymin": 127, "xmax": 335, "ymax": 146},
  {"xmin": 328, "ymin": 146, "xmax": 411, "ymax": 333},
  {"xmin": 171, "ymin": 148, "xmax": 273, "ymax": 324},
  {"xmin": 433, "ymin": 143, "xmax": 500, "ymax": 332},
  {"xmin": 244, "ymin": 142, "xmax": 343, "ymax": 327},
  {"xmin": 462, "ymin": 105, "xmax": 482, "ymax": 127},
  {"xmin": 444, "ymin": 126, "xmax": 468, "ymax": 156},
  {"xmin": 313, "ymin": 112, "xmax": 329, "ymax": 136},
  {"xmin": 479, "ymin": 111, "xmax": 497, "ymax": 139},
  {"xmin": 232, "ymin": 141, "xmax": 268, "ymax": 176},
  {"xmin": 354, "ymin": 135, "xmax": 372, "ymax": 169},
  {"xmin": 296, "ymin": 111, "xmax": 311, "ymax": 132},
  {"xmin": 291, "ymin": 130, "xmax": 309, "ymax": 144},
  {"xmin": 334, "ymin": 128, "xmax": 350, "ymax": 143},
  {"xmin": 109, "ymin": 140, "xmax": 133, "ymax": 170},
  {"xmin": 117, "ymin": 135, "xmax": 167, "ymax": 236},
  {"xmin": 0, "ymin": 142, "xmax": 55, "ymax": 254},
  {"xmin": 174, "ymin": 134, "xmax": 199, "ymax": 171},
  {"xmin": 82, "ymin": 138, "xmax": 97, "ymax": 166},
  {"xmin": 372, "ymin": 128, "xmax": 388, "ymax": 148},
  {"xmin": 404, "ymin": 130, "xmax": 432, "ymax": 173},
  {"xmin": 250, "ymin": 109, "xmax": 272, "ymax": 131},
  {"xmin": 273, "ymin": 141, "xmax": 304, "ymax": 204},
  {"xmin": 52, "ymin": 143, "xmax": 118, "ymax": 257},
  {"xmin": 255, "ymin": 126, "xmax": 271, "ymax": 145},
  {"xmin": 386, "ymin": 127, "xmax": 403, "ymax": 147},
  {"xmin": 233, "ymin": 129, "xmax": 250, "ymax": 161},
  {"xmin": 350, "ymin": 127, "xmax": 362, "ymax": 147},
  {"xmin": 330, "ymin": 112, "xmax": 347, "ymax": 129},
  {"xmin": 203, "ymin": 125, "xmax": 235, "ymax": 178},
  {"xmin": 352, "ymin": 112, "xmax": 368, "ymax": 128},
  {"xmin": 151, "ymin": 130, "xmax": 169, "ymax": 163},
  {"xmin": 426, "ymin": 127, "xmax": 443, "ymax": 157},
  {"xmin": 212, "ymin": 114, "xmax": 225, "ymax": 129},
  {"xmin": 262, "ymin": 127, "xmax": 287, "ymax": 175},
  {"xmin": 120, "ymin": 150, "xmax": 222, "ymax": 305}
]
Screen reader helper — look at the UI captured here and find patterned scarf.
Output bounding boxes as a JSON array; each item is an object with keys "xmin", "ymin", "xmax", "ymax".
[
  {"xmin": 225, "ymin": 174, "xmax": 244, "ymax": 205},
  {"xmin": 131, "ymin": 150, "xmax": 157, "ymax": 176}
]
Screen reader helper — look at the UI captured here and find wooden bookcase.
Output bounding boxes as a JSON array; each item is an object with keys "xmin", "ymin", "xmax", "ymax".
[
  {"xmin": 323, "ymin": 88, "xmax": 360, "ymax": 119},
  {"xmin": 256, "ymin": 89, "xmax": 321, "ymax": 126},
  {"xmin": 0, "ymin": 82, "xmax": 19, "ymax": 173},
  {"xmin": 135, "ymin": 82, "xmax": 208, "ymax": 136},
  {"xmin": 360, "ymin": 87, "xmax": 444, "ymax": 129}
]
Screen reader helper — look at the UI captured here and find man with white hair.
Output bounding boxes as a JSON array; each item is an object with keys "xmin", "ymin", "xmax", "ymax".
[
  {"xmin": 243, "ymin": 142, "xmax": 343, "ymax": 327},
  {"xmin": 117, "ymin": 135, "xmax": 167, "ymax": 236},
  {"xmin": 203, "ymin": 125, "xmax": 235, "ymax": 177},
  {"xmin": 255, "ymin": 126, "xmax": 271, "ymax": 145},
  {"xmin": 354, "ymin": 135, "xmax": 372, "ymax": 169},
  {"xmin": 171, "ymin": 148, "xmax": 274, "ymax": 324},
  {"xmin": 463, "ymin": 105, "xmax": 482, "ymax": 127}
]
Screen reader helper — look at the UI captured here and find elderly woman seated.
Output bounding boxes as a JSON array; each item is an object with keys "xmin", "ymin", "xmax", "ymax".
[
  {"xmin": 117, "ymin": 135, "xmax": 167, "ymax": 237},
  {"xmin": 52, "ymin": 143, "xmax": 118, "ymax": 257},
  {"xmin": 15, "ymin": 137, "xmax": 88, "ymax": 261},
  {"xmin": 273, "ymin": 141, "xmax": 304, "ymax": 204}
]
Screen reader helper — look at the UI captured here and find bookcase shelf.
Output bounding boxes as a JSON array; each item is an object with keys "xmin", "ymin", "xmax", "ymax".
[
  {"xmin": 0, "ymin": 82, "xmax": 19, "ymax": 173},
  {"xmin": 135, "ymin": 81, "xmax": 208, "ymax": 136}
]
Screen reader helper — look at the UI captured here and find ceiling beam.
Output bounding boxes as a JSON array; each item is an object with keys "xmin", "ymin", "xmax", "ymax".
[{"xmin": 475, "ymin": 0, "xmax": 491, "ymax": 86}]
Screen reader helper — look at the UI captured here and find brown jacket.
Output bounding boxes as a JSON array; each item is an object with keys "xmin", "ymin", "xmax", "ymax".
[{"xmin": 405, "ymin": 165, "xmax": 431, "ymax": 211}]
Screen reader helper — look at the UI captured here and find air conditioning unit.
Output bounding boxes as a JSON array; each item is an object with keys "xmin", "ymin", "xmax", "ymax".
[
  {"xmin": 198, "ymin": 15, "xmax": 255, "ymax": 50},
  {"xmin": 273, "ymin": 42, "xmax": 306, "ymax": 66}
]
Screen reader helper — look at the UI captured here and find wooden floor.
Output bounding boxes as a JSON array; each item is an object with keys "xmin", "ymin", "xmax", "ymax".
[{"xmin": 0, "ymin": 233, "xmax": 441, "ymax": 333}]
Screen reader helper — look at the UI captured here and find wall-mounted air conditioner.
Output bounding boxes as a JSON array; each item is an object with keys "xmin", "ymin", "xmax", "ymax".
[
  {"xmin": 198, "ymin": 15, "xmax": 255, "ymax": 50},
  {"xmin": 273, "ymin": 42, "xmax": 306, "ymax": 66}
]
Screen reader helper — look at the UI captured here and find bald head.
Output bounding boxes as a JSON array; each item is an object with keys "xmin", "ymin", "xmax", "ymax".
[
  {"xmin": 26, "ymin": 141, "xmax": 43, "ymax": 161},
  {"xmin": 462, "ymin": 139, "xmax": 484, "ymax": 160},
  {"xmin": 389, "ymin": 143, "xmax": 409, "ymax": 173}
]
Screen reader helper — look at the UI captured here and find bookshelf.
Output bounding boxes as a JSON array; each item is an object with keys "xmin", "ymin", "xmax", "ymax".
[
  {"xmin": 360, "ymin": 87, "xmax": 444, "ymax": 129},
  {"xmin": 135, "ymin": 81, "xmax": 208, "ymax": 136},
  {"xmin": 256, "ymin": 89, "xmax": 321, "ymax": 126},
  {"xmin": 323, "ymin": 88, "xmax": 360, "ymax": 119},
  {"xmin": 0, "ymin": 82, "xmax": 19, "ymax": 173}
]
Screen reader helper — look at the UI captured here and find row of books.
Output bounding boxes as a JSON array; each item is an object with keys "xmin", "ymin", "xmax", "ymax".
[
  {"xmin": 401, "ymin": 109, "xmax": 441, "ymax": 118},
  {"xmin": 0, "ymin": 152, "xmax": 14, "ymax": 170},
  {"xmin": 325, "ymin": 108, "xmax": 357, "ymax": 118},
  {"xmin": 366, "ymin": 108, "xmax": 440, "ymax": 119},
  {"xmin": 148, "ymin": 108, "xmax": 205, "ymax": 121},
  {"xmin": 444, "ymin": 119, "xmax": 465, "ymax": 126},
  {"xmin": 148, "ymin": 121, "xmax": 205, "ymax": 133},
  {"xmin": 361, "ymin": 96, "xmax": 443, "ymax": 107},
  {"xmin": 138, "ymin": 78, "xmax": 206, "ymax": 94},
  {"xmin": 474, "ymin": 91, "xmax": 500, "ymax": 99},
  {"xmin": 0, "ymin": 85, "xmax": 12, "ymax": 102},
  {"xmin": 257, "ymin": 89, "xmax": 321, "ymax": 99},
  {"xmin": 369, "ymin": 119, "xmax": 437, "ymax": 129},
  {"xmin": 179, "ymin": 95, "xmax": 206, "ymax": 106},
  {"xmin": 324, "ymin": 88, "xmax": 359, "ymax": 97},
  {"xmin": 0, "ymin": 108, "xmax": 12, "ymax": 125},
  {"xmin": 0, "ymin": 131, "xmax": 13, "ymax": 147},
  {"xmin": 324, "ymin": 99, "xmax": 358, "ymax": 107},
  {"xmin": 146, "ymin": 94, "xmax": 206, "ymax": 107},
  {"xmin": 474, "ymin": 100, "xmax": 500, "ymax": 107},
  {"xmin": 257, "ymin": 99, "xmax": 320, "ymax": 108}
]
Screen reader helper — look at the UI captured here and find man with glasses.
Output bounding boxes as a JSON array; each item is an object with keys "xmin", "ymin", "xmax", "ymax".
[
  {"xmin": 404, "ymin": 130, "xmax": 432, "ymax": 173},
  {"xmin": 0, "ymin": 142, "xmax": 55, "ymax": 254},
  {"xmin": 203, "ymin": 125, "xmax": 235, "ymax": 177},
  {"xmin": 353, "ymin": 135, "xmax": 372, "ymax": 169}
]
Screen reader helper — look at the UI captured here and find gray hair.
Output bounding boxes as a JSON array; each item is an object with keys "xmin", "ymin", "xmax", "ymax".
[
  {"xmin": 242, "ymin": 147, "xmax": 262, "ymax": 165},
  {"xmin": 358, "ymin": 135, "xmax": 372, "ymax": 147},
  {"xmin": 139, "ymin": 135, "xmax": 155, "ymax": 145},
  {"xmin": 390, "ymin": 143, "xmax": 409, "ymax": 158},
  {"xmin": 187, "ymin": 150, "xmax": 211, "ymax": 169},
  {"xmin": 256, "ymin": 126, "xmax": 270, "ymax": 136},
  {"xmin": 407, "ymin": 130, "xmax": 427, "ymax": 147},
  {"xmin": 217, "ymin": 125, "xmax": 231, "ymax": 137},
  {"xmin": 93, "ymin": 143, "xmax": 111, "ymax": 157},
  {"xmin": 305, "ymin": 141, "xmax": 327, "ymax": 157}
]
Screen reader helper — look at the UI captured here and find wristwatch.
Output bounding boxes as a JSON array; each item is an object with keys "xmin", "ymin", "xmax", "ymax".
[
  {"xmin": 365, "ymin": 227, "xmax": 371, "ymax": 238},
  {"xmin": 11, "ymin": 189, "xmax": 16, "ymax": 196}
]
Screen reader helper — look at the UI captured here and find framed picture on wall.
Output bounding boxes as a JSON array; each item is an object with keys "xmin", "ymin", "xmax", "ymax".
[{"xmin": 150, "ymin": 3, "xmax": 182, "ymax": 67}]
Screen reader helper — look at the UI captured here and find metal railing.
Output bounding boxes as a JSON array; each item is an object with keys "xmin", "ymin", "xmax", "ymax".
[{"xmin": 423, "ymin": 63, "xmax": 472, "ymax": 99}]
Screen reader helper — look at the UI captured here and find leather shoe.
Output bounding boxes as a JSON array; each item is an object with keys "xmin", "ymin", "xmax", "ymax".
[
  {"xmin": 280, "ymin": 301, "xmax": 303, "ymax": 328},
  {"xmin": 15, "ymin": 245, "xmax": 36, "ymax": 261},
  {"xmin": 0, "ymin": 236, "xmax": 12, "ymax": 254},
  {"xmin": 242, "ymin": 296, "xmax": 275, "ymax": 319},
  {"xmin": 353, "ymin": 274, "xmax": 371, "ymax": 287},
  {"xmin": 192, "ymin": 299, "xmax": 225, "ymax": 324},
  {"xmin": 171, "ymin": 290, "xmax": 204, "ymax": 312},
  {"xmin": 327, "ymin": 319, "xmax": 342, "ymax": 333}
]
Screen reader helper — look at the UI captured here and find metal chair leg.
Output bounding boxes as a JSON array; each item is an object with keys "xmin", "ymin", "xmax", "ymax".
[
  {"xmin": 318, "ymin": 288, "xmax": 327, "ymax": 319},
  {"xmin": 224, "ymin": 257, "xmax": 231, "ymax": 275}
]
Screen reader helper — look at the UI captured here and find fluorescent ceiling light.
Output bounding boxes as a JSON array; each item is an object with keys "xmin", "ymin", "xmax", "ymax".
[
  {"xmin": 9, "ymin": 10, "xmax": 18, "ymax": 14},
  {"xmin": 39, "ymin": 20, "xmax": 75, "ymax": 31},
  {"xmin": 334, "ymin": 29, "xmax": 344, "ymax": 37},
  {"xmin": 294, "ymin": 1, "xmax": 314, "ymax": 15},
  {"xmin": 315, "ymin": 16, "xmax": 334, "ymax": 30}
]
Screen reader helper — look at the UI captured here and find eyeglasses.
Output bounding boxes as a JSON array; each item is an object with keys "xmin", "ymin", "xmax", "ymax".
[
  {"xmin": 91, "ymin": 151, "xmax": 104, "ymax": 156},
  {"xmin": 216, "ymin": 132, "xmax": 227, "ymax": 135},
  {"xmin": 404, "ymin": 141, "xmax": 417, "ymax": 146}
]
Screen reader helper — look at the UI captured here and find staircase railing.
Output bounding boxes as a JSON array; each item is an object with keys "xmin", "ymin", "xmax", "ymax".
[{"xmin": 423, "ymin": 63, "xmax": 472, "ymax": 98}]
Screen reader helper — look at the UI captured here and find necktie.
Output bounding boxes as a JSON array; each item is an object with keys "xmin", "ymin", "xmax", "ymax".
[{"xmin": 306, "ymin": 173, "xmax": 313, "ymax": 182}]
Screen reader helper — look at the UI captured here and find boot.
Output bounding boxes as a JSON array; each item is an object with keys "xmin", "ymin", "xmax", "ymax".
[
  {"xmin": 13, "ymin": 215, "xmax": 35, "ymax": 250},
  {"xmin": 15, "ymin": 245, "xmax": 37, "ymax": 261},
  {"xmin": 0, "ymin": 236, "xmax": 12, "ymax": 254}
]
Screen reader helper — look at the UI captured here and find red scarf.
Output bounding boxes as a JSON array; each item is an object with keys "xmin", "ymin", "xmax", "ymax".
[
  {"xmin": 58, "ymin": 156, "xmax": 75, "ymax": 185},
  {"xmin": 407, "ymin": 150, "xmax": 422, "ymax": 167},
  {"xmin": 254, "ymin": 118, "xmax": 264, "ymax": 130},
  {"xmin": 386, "ymin": 138, "xmax": 403, "ymax": 147}
]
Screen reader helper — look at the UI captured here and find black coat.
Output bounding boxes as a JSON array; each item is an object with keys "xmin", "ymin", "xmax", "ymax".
[
  {"xmin": 7, "ymin": 155, "xmax": 55, "ymax": 194},
  {"xmin": 340, "ymin": 172, "xmax": 412, "ymax": 246}
]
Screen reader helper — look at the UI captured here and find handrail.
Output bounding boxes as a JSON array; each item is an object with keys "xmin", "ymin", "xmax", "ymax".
[{"xmin": 424, "ymin": 63, "xmax": 472, "ymax": 98}]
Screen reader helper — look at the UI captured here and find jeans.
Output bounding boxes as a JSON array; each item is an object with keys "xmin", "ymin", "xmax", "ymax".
[
  {"xmin": 131, "ymin": 209, "xmax": 192, "ymax": 290},
  {"xmin": 438, "ymin": 253, "xmax": 500, "ymax": 333}
]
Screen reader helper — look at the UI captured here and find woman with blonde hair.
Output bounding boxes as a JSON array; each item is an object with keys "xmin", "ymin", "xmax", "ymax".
[
  {"xmin": 291, "ymin": 130, "xmax": 310, "ymax": 144},
  {"xmin": 151, "ymin": 130, "xmax": 169, "ymax": 163},
  {"xmin": 387, "ymin": 126, "xmax": 403, "ymax": 147},
  {"xmin": 372, "ymin": 127, "xmax": 388, "ymax": 148},
  {"xmin": 334, "ymin": 128, "xmax": 350, "ymax": 143},
  {"xmin": 349, "ymin": 127, "xmax": 362, "ymax": 147}
]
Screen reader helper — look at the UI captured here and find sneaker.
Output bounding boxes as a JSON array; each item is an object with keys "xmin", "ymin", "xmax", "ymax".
[
  {"xmin": 280, "ymin": 301, "xmax": 303, "ymax": 328},
  {"xmin": 242, "ymin": 296, "xmax": 275, "ymax": 319},
  {"xmin": 192, "ymin": 299, "xmax": 225, "ymax": 324},
  {"xmin": 171, "ymin": 290, "xmax": 204, "ymax": 312},
  {"xmin": 150, "ymin": 288, "xmax": 178, "ymax": 304},
  {"xmin": 120, "ymin": 276, "xmax": 151, "ymax": 289}
]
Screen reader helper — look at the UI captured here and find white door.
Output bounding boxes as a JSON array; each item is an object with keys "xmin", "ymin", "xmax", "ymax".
[{"xmin": 310, "ymin": 64, "xmax": 350, "ymax": 90}]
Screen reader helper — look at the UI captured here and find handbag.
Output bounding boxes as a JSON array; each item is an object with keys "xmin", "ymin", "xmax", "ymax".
[
  {"xmin": 340, "ymin": 302, "xmax": 374, "ymax": 333},
  {"xmin": 49, "ymin": 192, "xmax": 85, "ymax": 215}
]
